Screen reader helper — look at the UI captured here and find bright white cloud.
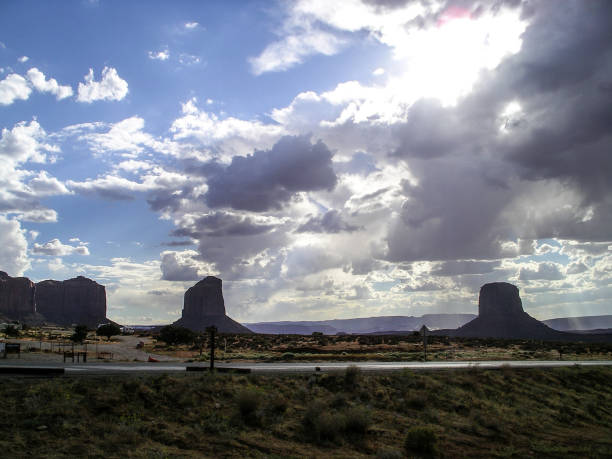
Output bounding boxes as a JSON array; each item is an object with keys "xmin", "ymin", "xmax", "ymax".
[
  {"xmin": 0, "ymin": 216, "xmax": 29, "ymax": 276},
  {"xmin": 67, "ymin": 166, "xmax": 189, "ymax": 200},
  {"xmin": 31, "ymin": 238, "xmax": 90, "ymax": 256},
  {"xmin": 250, "ymin": 28, "xmax": 345, "ymax": 75},
  {"xmin": 0, "ymin": 73, "xmax": 32, "ymax": 105},
  {"xmin": 184, "ymin": 21, "xmax": 199, "ymax": 29},
  {"xmin": 148, "ymin": 49, "xmax": 170, "ymax": 61},
  {"xmin": 27, "ymin": 170, "xmax": 71, "ymax": 196},
  {"xmin": 76, "ymin": 66, "xmax": 128, "ymax": 102},
  {"xmin": 18, "ymin": 56, "xmax": 29, "ymax": 63},
  {"xmin": 114, "ymin": 159, "xmax": 153, "ymax": 173},
  {"xmin": 0, "ymin": 119, "xmax": 58, "ymax": 164},
  {"xmin": 170, "ymin": 98, "xmax": 284, "ymax": 158},
  {"xmin": 77, "ymin": 116, "xmax": 178, "ymax": 157},
  {"xmin": 26, "ymin": 67, "xmax": 73, "ymax": 99}
]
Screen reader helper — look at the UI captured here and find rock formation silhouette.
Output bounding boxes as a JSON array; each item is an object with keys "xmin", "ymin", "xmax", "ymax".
[
  {"xmin": 454, "ymin": 282, "xmax": 565, "ymax": 339},
  {"xmin": 173, "ymin": 276, "xmax": 252, "ymax": 333},
  {"xmin": 0, "ymin": 271, "xmax": 108, "ymax": 327},
  {"xmin": 35, "ymin": 276, "xmax": 107, "ymax": 328},
  {"xmin": 0, "ymin": 271, "xmax": 37, "ymax": 320}
]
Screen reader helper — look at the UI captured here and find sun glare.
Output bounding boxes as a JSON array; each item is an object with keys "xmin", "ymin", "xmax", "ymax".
[{"xmin": 394, "ymin": 6, "xmax": 527, "ymax": 106}]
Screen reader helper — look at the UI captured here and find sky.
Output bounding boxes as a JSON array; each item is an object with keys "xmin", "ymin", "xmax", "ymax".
[{"xmin": 1, "ymin": 0, "xmax": 611, "ymax": 325}]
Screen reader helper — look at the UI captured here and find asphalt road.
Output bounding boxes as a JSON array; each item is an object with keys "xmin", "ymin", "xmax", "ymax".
[{"xmin": 1, "ymin": 359, "xmax": 611, "ymax": 375}]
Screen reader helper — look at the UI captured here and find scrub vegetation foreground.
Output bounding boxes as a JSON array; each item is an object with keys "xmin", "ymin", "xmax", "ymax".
[{"xmin": 1, "ymin": 367, "xmax": 611, "ymax": 458}]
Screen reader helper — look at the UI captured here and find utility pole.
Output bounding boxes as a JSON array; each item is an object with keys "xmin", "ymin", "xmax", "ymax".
[{"xmin": 206, "ymin": 326, "xmax": 217, "ymax": 371}]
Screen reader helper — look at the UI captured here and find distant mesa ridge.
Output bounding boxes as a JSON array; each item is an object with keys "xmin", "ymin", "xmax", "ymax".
[
  {"xmin": 0, "ymin": 270, "xmax": 108, "ymax": 328},
  {"xmin": 173, "ymin": 276, "xmax": 252, "ymax": 334}
]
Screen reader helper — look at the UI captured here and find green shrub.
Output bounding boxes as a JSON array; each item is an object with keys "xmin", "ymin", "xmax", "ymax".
[
  {"xmin": 267, "ymin": 394, "xmax": 288, "ymax": 416},
  {"xmin": 302, "ymin": 401, "xmax": 345, "ymax": 443},
  {"xmin": 236, "ymin": 389, "xmax": 262, "ymax": 426},
  {"xmin": 404, "ymin": 425, "xmax": 438, "ymax": 455},
  {"xmin": 344, "ymin": 365, "xmax": 361, "ymax": 389},
  {"xmin": 157, "ymin": 325, "xmax": 196, "ymax": 346},
  {"xmin": 3, "ymin": 324, "xmax": 20, "ymax": 337},
  {"xmin": 344, "ymin": 406, "xmax": 371, "ymax": 436}
]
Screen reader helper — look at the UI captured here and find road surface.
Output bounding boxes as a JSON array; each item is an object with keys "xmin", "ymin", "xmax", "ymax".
[{"xmin": 1, "ymin": 359, "xmax": 611, "ymax": 375}]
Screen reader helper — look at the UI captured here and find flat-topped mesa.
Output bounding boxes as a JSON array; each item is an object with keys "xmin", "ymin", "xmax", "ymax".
[
  {"xmin": 174, "ymin": 276, "xmax": 252, "ymax": 333},
  {"xmin": 182, "ymin": 276, "xmax": 226, "ymax": 320},
  {"xmin": 454, "ymin": 281, "xmax": 565, "ymax": 340},
  {"xmin": 35, "ymin": 275, "xmax": 107, "ymax": 328},
  {"xmin": 0, "ymin": 271, "xmax": 36, "ymax": 319},
  {"xmin": 478, "ymin": 282, "xmax": 525, "ymax": 318}
]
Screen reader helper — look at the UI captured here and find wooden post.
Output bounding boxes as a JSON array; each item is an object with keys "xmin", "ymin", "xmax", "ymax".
[
  {"xmin": 420, "ymin": 325, "xmax": 428, "ymax": 361},
  {"xmin": 206, "ymin": 326, "xmax": 217, "ymax": 371}
]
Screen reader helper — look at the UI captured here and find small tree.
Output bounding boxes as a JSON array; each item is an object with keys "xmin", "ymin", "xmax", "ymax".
[
  {"xmin": 158, "ymin": 325, "xmax": 195, "ymax": 346},
  {"xmin": 70, "ymin": 324, "xmax": 89, "ymax": 343},
  {"xmin": 3, "ymin": 324, "xmax": 20, "ymax": 337},
  {"xmin": 96, "ymin": 323, "xmax": 121, "ymax": 341}
]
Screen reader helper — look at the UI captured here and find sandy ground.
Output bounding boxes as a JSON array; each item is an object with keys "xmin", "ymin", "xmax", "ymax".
[{"xmin": 2, "ymin": 335, "xmax": 179, "ymax": 362}]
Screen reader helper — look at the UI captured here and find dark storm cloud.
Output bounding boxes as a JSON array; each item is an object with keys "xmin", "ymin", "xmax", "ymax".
[
  {"xmin": 186, "ymin": 212, "xmax": 276, "ymax": 238},
  {"xmin": 296, "ymin": 209, "xmax": 362, "ymax": 234},
  {"xmin": 385, "ymin": 159, "xmax": 512, "ymax": 262},
  {"xmin": 204, "ymin": 136, "xmax": 337, "ymax": 212},
  {"xmin": 147, "ymin": 187, "xmax": 192, "ymax": 213}
]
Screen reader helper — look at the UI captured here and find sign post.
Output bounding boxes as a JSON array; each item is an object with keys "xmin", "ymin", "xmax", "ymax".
[{"xmin": 420, "ymin": 325, "xmax": 429, "ymax": 361}]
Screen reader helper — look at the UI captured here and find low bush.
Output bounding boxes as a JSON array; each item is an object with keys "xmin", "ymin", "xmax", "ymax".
[
  {"xmin": 235, "ymin": 389, "xmax": 262, "ymax": 426},
  {"xmin": 344, "ymin": 406, "xmax": 371, "ymax": 435},
  {"xmin": 344, "ymin": 365, "xmax": 361, "ymax": 389},
  {"xmin": 404, "ymin": 425, "xmax": 438, "ymax": 455}
]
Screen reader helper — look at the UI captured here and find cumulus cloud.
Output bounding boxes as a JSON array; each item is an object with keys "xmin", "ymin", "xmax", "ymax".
[
  {"xmin": 205, "ymin": 136, "xmax": 337, "ymax": 211},
  {"xmin": 31, "ymin": 238, "xmax": 90, "ymax": 256},
  {"xmin": 170, "ymin": 98, "xmax": 284, "ymax": 158},
  {"xmin": 0, "ymin": 120, "xmax": 65, "ymax": 222},
  {"xmin": 18, "ymin": 209, "xmax": 58, "ymax": 223},
  {"xmin": 77, "ymin": 116, "xmax": 175, "ymax": 157},
  {"xmin": 26, "ymin": 68, "xmax": 73, "ymax": 100},
  {"xmin": 77, "ymin": 66, "xmax": 128, "ymax": 102},
  {"xmin": 160, "ymin": 250, "xmax": 210, "ymax": 281},
  {"xmin": 27, "ymin": 170, "xmax": 71, "ymax": 196},
  {"xmin": 0, "ymin": 73, "xmax": 32, "ymax": 105},
  {"xmin": 0, "ymin": 216, "xmax": 29, "ymax": 276},
  {"xmin": 519, "ymin": 262, "xmax": 565, "ymax": 281},
  {"xmin": 0, "ymin": 119, "xmax": 58, "ymax": 164}
]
